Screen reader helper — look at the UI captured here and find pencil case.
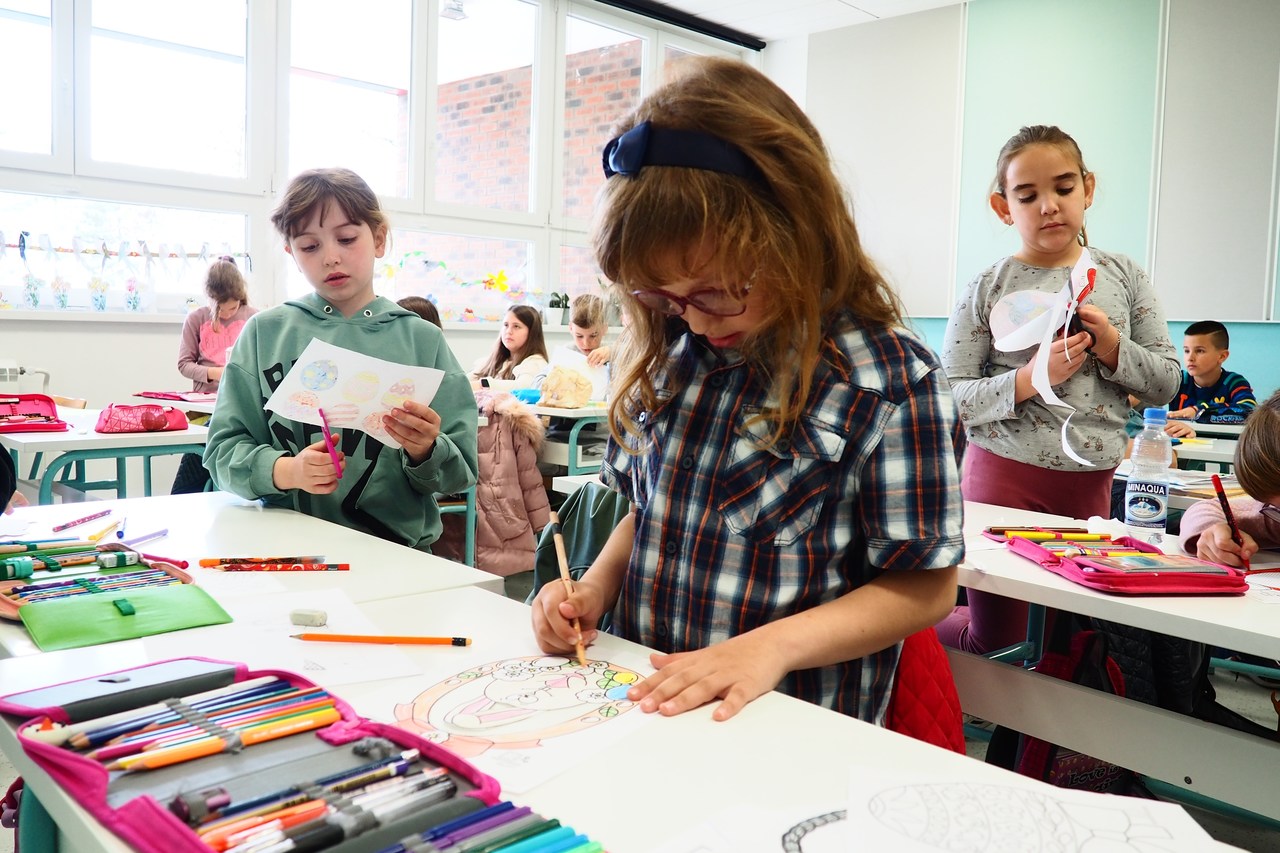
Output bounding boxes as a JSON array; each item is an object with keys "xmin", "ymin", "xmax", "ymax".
[
  {"xmin": 0, "ymin": 657, "xmax": 502, "ymax": 853},
  {"xmin": 95, "ymin": 403, "xmax": 190, "ymax": 433},
  {"xmin": 0, "ymin": 555, "xmax": 233, "ymax": 651},
  {"xmin": 0, "ymin": 393, "xmax": 69, "ymax": 434},
  {"xmin": 1000, "ymin": 534, "xmax": 1248, "ymax": 595}
]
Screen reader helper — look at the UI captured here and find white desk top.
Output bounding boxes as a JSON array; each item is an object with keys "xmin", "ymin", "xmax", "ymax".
[
  {"xmin": 961, "ymin": 502, "xmax": 1280, "ymax": 660},
  {"xmin": 0, "ymin": 407, "xmax": 208, "ymax": 453},
  {"xmin": 0, "ymin": 491, "xmax": 503, "ymax": 657},
  {"xmin": 1172, "ymin": 437, "xmax": 1237, "ymax": 465},
  {"xmin": 6, "ymin": 586, "xmax": 1226, "ymax": 853}
]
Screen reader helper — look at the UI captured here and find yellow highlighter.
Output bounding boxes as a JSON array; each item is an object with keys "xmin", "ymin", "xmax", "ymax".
[{"xmin": 88, "ymin": 519, "xmax": 121, "ymax": 542}]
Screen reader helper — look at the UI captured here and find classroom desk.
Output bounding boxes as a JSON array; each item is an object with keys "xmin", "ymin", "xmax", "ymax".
[
  {"xmin": 549, "ymin": 472, "xmax": 601, "ymax": 494},
  {"xmin": 533, "ymin": 404, "xmax": 607, "ymax": 474},
  {"xmin": 0, "ymin": 407, "xmax": 207, "ymax": 504},
  {"xmin": 956, "ymin": 500, "xmax": 1280, "ymax": 820},
  {"xmin": 0, "ymin": 491, "xmax": 503, "ymax": 657},
  {"xmin": 1, "ymin": 585, "xmax": 1237, "ymax": 853},
  {"xmin": 1181, "ymin": 421, "xmax": 1245, "ymax": 439},
  {"xmin": 1173, "ymin": 437, "xmax": 1237, "ymax": 468}
]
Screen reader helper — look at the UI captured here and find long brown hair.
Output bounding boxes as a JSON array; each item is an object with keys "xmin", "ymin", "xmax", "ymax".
[
  {"xmin": 476, "ymin": 305, "xmax": 549, "ymax": 380},
  {"xmin": 593, "ymin": 57, "xmax": 902, "ymax": 449}
]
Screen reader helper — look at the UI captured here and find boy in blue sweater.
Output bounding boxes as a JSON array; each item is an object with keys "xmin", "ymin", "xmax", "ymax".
[{"xmin": 1168, "ymin": 320, "xmax": 1256, "ymax": 421}]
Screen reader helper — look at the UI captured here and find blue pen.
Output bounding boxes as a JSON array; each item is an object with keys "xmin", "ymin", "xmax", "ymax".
[
  {"xmin": 373, "ymin": 801, "xmax": 518, "ymax": 853},
  {"xmin": 116, "ymin": 516, "xmax": 127, "ymax": 539}
]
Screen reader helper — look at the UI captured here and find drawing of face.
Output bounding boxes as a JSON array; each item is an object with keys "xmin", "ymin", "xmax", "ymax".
[{"xmin": 393, "ymin": 655, "xmax": 639, "ymax": 757}]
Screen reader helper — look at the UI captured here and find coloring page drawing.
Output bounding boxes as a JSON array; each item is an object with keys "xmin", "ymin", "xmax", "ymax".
[{"xmin": 264, "ymin": 338, "xmax": 444, "ymax": 449}]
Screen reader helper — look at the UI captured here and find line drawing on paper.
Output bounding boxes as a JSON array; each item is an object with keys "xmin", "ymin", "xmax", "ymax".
[{"xmin": 392, "ymin": 655, "xmax": 641, "ymax": 758}]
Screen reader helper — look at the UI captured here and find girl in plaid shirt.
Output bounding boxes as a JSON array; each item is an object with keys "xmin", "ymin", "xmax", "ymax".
[{"xmin": 530, "ymin": 57, "xmax": 966, "ymax": 726}]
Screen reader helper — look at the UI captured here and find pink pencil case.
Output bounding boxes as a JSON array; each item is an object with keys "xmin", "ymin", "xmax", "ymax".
[
  {"xmin": 0, "ymin": 657, "xmax": 501, "ymax": 852},
  {"xmin": 997, "ymin": 533, "xmax": 1248, "ymax": 595}
]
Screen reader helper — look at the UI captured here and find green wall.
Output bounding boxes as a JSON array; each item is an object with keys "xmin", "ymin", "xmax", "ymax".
[{"xmin": 956, "ymin": 0, "xmax": 1162, "ymax": 292}]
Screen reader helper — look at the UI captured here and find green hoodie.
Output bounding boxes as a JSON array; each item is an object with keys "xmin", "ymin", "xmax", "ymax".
[{"xmin": 204, "ymin": 293, "xmax": 478, "ymax": 551}]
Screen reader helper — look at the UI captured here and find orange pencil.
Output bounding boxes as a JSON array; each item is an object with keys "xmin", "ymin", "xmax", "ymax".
[
  {"xmin": 290, "ymin": 633, "xmax": 471, "ymax": 646},
  {"xmin": 548, "ymin": 510, "xmax": 588, "ymax": 667}
]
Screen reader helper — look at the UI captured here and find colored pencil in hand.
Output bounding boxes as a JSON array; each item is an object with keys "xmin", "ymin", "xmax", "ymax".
[{"xmin": 548, "ymin": 510, "xmax": 587, "ymax": 667}]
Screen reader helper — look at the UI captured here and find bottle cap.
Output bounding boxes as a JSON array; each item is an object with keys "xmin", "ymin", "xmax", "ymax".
[{"xmin": 1143, "ymin": 407, "xmax": 1167, "ymax": 424}]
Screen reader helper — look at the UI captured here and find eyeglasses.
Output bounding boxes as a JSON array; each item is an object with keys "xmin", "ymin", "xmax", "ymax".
[{"xmin": 630, "ymin": 284, "xmax": 752, "ymax": 318}]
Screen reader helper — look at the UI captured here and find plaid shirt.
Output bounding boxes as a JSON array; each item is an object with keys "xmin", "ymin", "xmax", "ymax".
[{"xmin": 601, "ymin": 312, "xmax": 965, "ymax": 724}]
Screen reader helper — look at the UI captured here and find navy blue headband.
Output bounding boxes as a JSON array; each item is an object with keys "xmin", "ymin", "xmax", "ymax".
[{"xmin": 602, "ymin": 121, "xmax": 760, "ymax": 181}]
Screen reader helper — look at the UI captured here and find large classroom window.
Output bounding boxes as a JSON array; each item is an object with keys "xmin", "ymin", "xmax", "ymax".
[{"xmin": 0, "ymin": 0, "xmax": 749, "ymax": 322}]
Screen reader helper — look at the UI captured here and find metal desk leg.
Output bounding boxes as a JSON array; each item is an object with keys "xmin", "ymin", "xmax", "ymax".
[
  {"xmin": 38, "ymin": 444, "xmax": 206, "ymax": 504},
  {"xmin": 464, "ymin": 486, "xmax": 476, "ymax": 567}
]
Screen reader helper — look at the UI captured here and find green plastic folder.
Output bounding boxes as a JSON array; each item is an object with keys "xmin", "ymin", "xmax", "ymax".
[{"xmin": 17, "ymin": 584, "xmax": 232, "ymax": 652}]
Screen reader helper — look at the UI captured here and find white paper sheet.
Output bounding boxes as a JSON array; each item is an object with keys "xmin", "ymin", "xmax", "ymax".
[
  {"xmin": 846, "ymin": 766, "xmax": 1216, "ymax": 852},
  {"xmin": 140, "ymin": 588, "xmax": 421, "ymax": 687},
  {"xmin": 263, "ymin": 339, "xmax": 445, "ymax": 448},
  {"xmin": 350, "ymin": 587, "xmax": 656, "ymax": 793}
]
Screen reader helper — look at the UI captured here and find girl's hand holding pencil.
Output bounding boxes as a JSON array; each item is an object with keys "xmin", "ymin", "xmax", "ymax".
[{"xmin": 1193, "ymin": 521, "xmax": 1258, "ymax": 569}]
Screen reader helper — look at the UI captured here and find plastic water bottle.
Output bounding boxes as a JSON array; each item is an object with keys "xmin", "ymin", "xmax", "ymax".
[{"xmin": 1125, "ymin": 407, "xmax": 1173, "ymax": 537}]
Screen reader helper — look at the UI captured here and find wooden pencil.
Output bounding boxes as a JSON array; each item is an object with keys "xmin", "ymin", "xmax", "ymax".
[{"xmin": 547, "ymin": 510, "xmax": 587, "ymax": 667}]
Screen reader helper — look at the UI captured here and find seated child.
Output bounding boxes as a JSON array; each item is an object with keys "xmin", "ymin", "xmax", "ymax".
[
  {"xmin": 1179, "ymin": 388, "xmax": 1280, "ymax": 565},
  {"xmin": 560, "ymin": 293, "xmax": 611, "ymax": 368},
  {"xmin": 204, "ymin": 167, "xmax": 478, "ymax": 551},
  {"xmin": 469, "ymin": 305, "xmax": 549, "ymax": 390},
  {"xmin": 1168, "ymin": 321, "xmax": 1257, "ymax": 420}
]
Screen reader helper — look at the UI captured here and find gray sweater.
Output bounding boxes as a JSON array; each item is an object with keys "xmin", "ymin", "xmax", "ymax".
[{"xmin": 942, "ymin": 248, "xmax": 1180, "ymax": 471}]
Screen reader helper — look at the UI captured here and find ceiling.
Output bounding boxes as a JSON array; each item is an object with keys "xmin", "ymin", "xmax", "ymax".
[{"xmin": 656, "ymin": 0, "xmax": 965, "ymax": 44}]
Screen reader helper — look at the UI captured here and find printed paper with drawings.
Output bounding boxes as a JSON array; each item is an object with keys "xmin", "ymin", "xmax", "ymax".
[
  {"xmin": 990, "ymin": 249, "xmax": 1096, "ymax": 465},
  {"xmin": 653, "ymin": 764, "xmax": 1215, "ymax": 852},
  {"xmin": 350, "ymin": 586, "xmax": 655, "ymax": 793},
  {"xmin": 140, "ymin": 588, "xmax": 421, "ymax": 687},
  {"xmin": 263, "ymin": 338, "xmax": 444, "ymax": 449},
  {"xmin": 547, "ymin": 348, "xmax": 609, "ymax": 401}
]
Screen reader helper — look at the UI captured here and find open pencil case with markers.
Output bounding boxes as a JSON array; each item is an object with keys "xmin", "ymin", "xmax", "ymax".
[
  {"xmin": 988, "ymin": 528, "xmax": 1248, "ymax": 595},
  {"xmin": 0, "ymin": 548, "xmax": 232, "ymax": 651},
  {"xmin": 0, "ymin": 393, "xmax": 69, "ymax": 434},
  {"xmin": 0, "ymin": 657, "xmax": 501, "ymax": 853}
]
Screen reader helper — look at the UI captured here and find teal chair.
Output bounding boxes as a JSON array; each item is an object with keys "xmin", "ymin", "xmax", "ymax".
[{"xmin": 525, "ymin": 480, "xmax": 630, "ymax": 633}]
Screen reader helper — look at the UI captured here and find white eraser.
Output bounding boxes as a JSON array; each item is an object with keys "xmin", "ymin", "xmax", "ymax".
[{"xmin": 289, "ymin": 608, "xmax": 328, "ymax": 627}]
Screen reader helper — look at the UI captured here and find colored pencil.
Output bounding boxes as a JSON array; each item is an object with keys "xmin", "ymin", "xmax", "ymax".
[
  {"xmin": 198, "ymin": 555, "xmax": 325, "ymax": 567},
  {"xmin": 317, "ymin": 407, "xmax": 343, "ymax": 480},
  {"xmin": 1212, "ymin": 474, "xmax": 1249, "ymax": 570},
  {"xmin": 548, "ymin": 510, "xmax": 587, "ymax": 666},
  {"xmin": 121, "ymin": 528, "xmax": 169, "ymax": 548},
  {"xmin": 106, "ymin": 706, "xmax": 341, "ymax": 771},
  {"xmin": 88, "ymin": 519, "xmax": 121, "ymax": 542},
  {"xmin": 290, "ymin": 633, "xmax": 470, "ymax": 646},
  {"xmin": 50, "ymin": 509, "xmax": 112, "ymax": 532},
  {"xmin": 0, "ymin": 539, "xmax": 96, "ymax": 556},
  {"xmin": 218, "ymin": 562, "xmax": 348, "ymax": 572},
  {"xmin": 139, "ymin": 552, "xmax": 189, "ymax": 569}
]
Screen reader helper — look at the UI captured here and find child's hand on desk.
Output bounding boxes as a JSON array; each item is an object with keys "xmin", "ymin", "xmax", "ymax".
[
  {"xmin": 383, "ymin": 399, "xmax": 440, "ymax": 464},
  {"xmin": 274, "ymin": 437, "xmax": 343, "ymax": 494},
  {"xmin": 531, "ymin": 579, "xmax": 603, "ymax": 654},
  {"xmin": 1165, "ymin": 421, "xmax": 1196, "ymax": 439},
  {"xmin": 628, "ymin": 633, "xmax": 788, "ymax": 722},
  {"xmin": 4, "ymin": 492, "xmax": 29, "ymax": 514},
  {"xmin": 1169, "ymin": 406, "xmax": 1198, "ymax": 420},
  {"xmin": 1195, "ymin": 522, "xmax": 1258, "ymax": 568}
]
